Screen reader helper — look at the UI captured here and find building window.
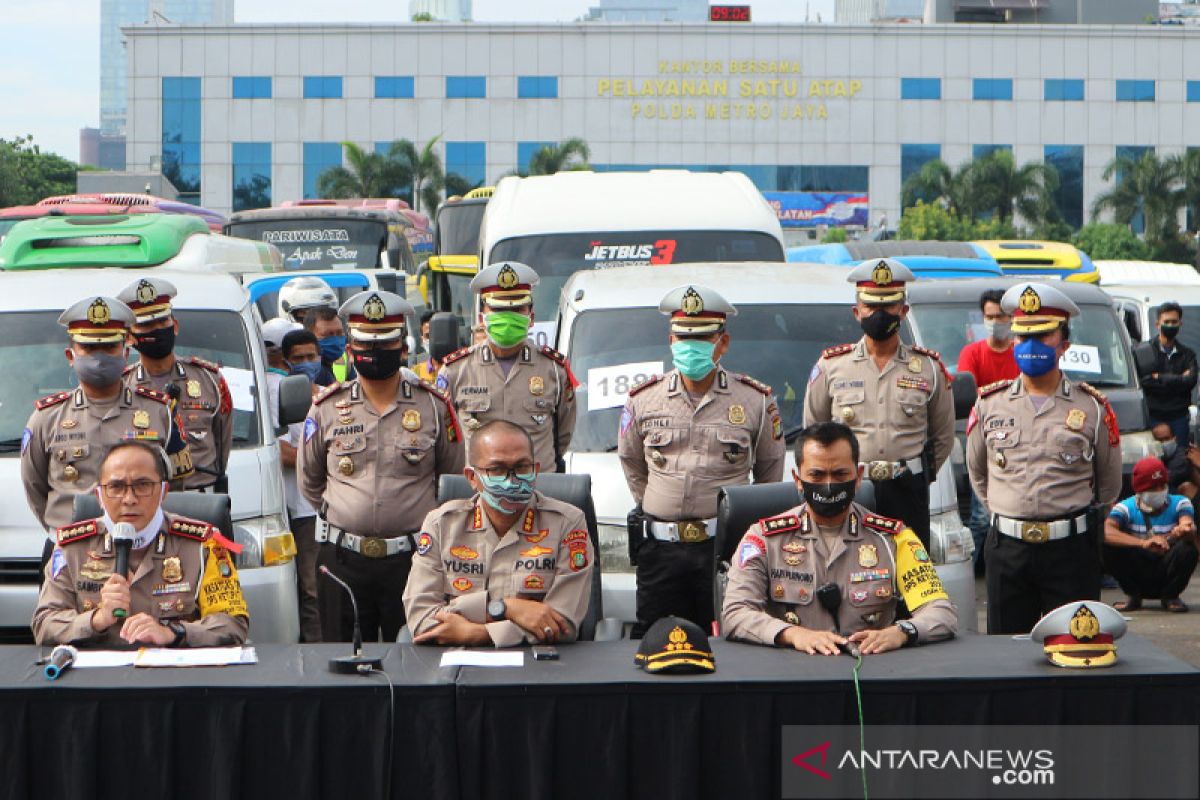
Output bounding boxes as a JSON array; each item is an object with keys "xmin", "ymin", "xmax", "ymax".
[
  {"xmin": 973, "ymin": 78, "xmax": 1013, "ymax": 101},
  {"xmin": 1116, "ymin": 80, "xmax": 1155, "ymax": 102},
  {"xmin": 232, "ymin": 142, "xmax": 271, "ymax": 212},
  {"xmin": 900, "ymin": 78, "xmax": 941, "ymax": 100},
  {"xmin": 232, "ymin": 76, "xmax": 272, "ymax": 99},
  {"xmin": 1116, "ymin": 145, "xmax": 1154, "ymax": 233},
  {"xmin": 303, "ymin": 142, "xmax": 343, "ymax": 199},
  {"xmin": 445, "ymin": 141, "xmax": 486, "ymax": 186},
  {"xmin": 517, "ymin": 76, "xmax": 559, "ymax": 99},
  {"xmin": 973, "ymin": 144, "xmax": 1012, "ymax": 160},
  {"xmin": 1044, "ymin": 145, "xmax": 1083, "ymax": 229},
  {"xmin": 1188, "ymin": 81, "xmax": 1200, "ymax": 103},
  {"xmin": 375, "ymin": 76, "xmax": 415, "ymax": 99},
  {"xmin": 517, "ymin": 141, "xmax": 555, "ymax": 172},
  {"xmin": 791, "ymin": 165, "xmax": 870, "ymax": 192},
  {"xmin": 446, "ymin": 76, "xmax": 486, "ymax": 98},
  {"xmin": 901, "ymin": 144, "xmax": 941, "ymax": 185},
  {"xmin": 162, "ymin": 77, "xmax": 201, "ymax": 204},
  {"xmin": 303, "ymin": 76, "xmax": 343, "ymax": 99},
  {"xmin": 1044, "ymin": 79, "xmax": 1083, "ymax": 102}
]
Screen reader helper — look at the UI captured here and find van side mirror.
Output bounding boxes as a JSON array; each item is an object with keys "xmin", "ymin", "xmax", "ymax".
[
  {"xmin": 429, "ymin": 312, "xmax": 460, "ymax": 363},
  {"xmin": 277, "ymin": 374, "xmax": 312, "ymax": 427},
  {"xmin": 952, "ymin": 371, "xmax": 977, "ymax": 421}
]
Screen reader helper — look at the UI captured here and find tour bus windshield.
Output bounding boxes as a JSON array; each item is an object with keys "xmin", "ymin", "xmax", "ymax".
[
  {"xmin": 437, "ymin": 202, "xmax": 487, "ymax": 256},
  {"xmin": 566, "ymin": 303, "xmax": 870, "ymax": 453},
  {"xmin": 912, "ymin": 302, "xmax": 1133, "ymax": 387},
  {"xmin": 226, "ymin": 218, "xmax": 387, "ymax": 270},
  {"xmin": 491, "ymin": 230, "xmax": 786, "ymax": 322},
  {"xmin": 0, "ymin": 310, "xmax": 261, "ymax": 454}
]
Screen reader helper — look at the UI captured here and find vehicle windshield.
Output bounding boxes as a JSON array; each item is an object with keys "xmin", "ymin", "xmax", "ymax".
[
  {"xmin": 428, "ymin": 270, "xmax": 476, "ymax": 347},
  {"xmin": 911, "ymin": 301, "xmax": 1133, "ymax": 387},
  {"xmin": 0, "ymin": 310, "xmax": 260, "ymax": 455},
  {"xmin": 436, "ymin": 202, "xmax": 487, "ymax": 256},
  {"xmin": 491, "ymin": 231, "xmax": 786, "ymax": 321},
  {"xmin": 566, "ymin": 304, "xmax": 867, "ymax": 452},
  {"xmin": 226, "ymin": 218, "xmax": 387, "ymax": 270}
]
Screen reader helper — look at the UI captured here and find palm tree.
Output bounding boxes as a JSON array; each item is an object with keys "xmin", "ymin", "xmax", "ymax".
[
  {"xmin": 963, "ymin": 149, "xmax": 1060, "ymax": 226},
  {"xmin": 1092, "ymin": 151, "xmax": 1185, "ymax": 243},
  {"xmin": 1177, "ymin": 148, "xmax": 1200, "ymax": 233},
  {"xmin": 900, "ymin": 159, "xmax": 970, "ymax": 216},
  {"xmin": 388, "ymin": 136, "xmax": 444, "ymax": 215},
  {"xmin": 444, "ymin": 172, "xmax": 483, "ymax": 199},
  {"xmin": 315, "ymin": 142, "xmax": 400, "ymax": 199},
  {"xmin": 526, "ymin": 138, "xmax": 591, "ymax": 175}
]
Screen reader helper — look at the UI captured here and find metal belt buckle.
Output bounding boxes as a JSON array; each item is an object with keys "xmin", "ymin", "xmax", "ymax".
[
  {"xmin": 361, "ymin": 536, "xmax": 388, "ymax": 558},
  {"xmin": 867, "ymin": 461, "xmax": 893, "ymax": 481},
  {"xmin": 1020, "ymin": 522, "xmax": 1050, "ymax": 544},
  {"xmin": 678, "ymin": 521, "xmax": 708, "ymax": 543}
]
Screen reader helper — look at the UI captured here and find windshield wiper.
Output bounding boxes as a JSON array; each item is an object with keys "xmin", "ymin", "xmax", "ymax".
[
  {"xmin": 0, "ymin": 438, "xmax": 26, "ymax": 453},
  {"xmin": 1084, "ymin": 380, "xmax": 1128, "ymax": 388}
]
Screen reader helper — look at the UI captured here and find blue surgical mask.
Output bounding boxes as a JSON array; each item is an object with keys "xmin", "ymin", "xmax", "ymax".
[
  {"xmin": 318, "ymin": 335, "xmax": 346, "ymax": 363},
  {"xmin": 1013, "ymin": 337, "xmax": 1059, "ymax": 377},
  {"xmin": 291, "ymin": 361, "xmax": 323, "ymax": 382},
  {"xmin": 475, "ymin": 470, "xmax": 536, "ymax": 514},
  {"xmin": 670, "ymin": 339, "xmax": 717, "ymax": 381}
]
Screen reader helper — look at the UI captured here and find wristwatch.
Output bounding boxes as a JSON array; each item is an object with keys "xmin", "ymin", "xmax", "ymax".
[
  {"xmin": 896, "ymin": 620, "xmax": 918, "ymax": 647},
  {"xmin": 487, "ymin": 599, "xmax": 507, "ymax": 622},
  {"xmin": 167, "ymin": 620, "xmax": 187, "ymax": 648}
]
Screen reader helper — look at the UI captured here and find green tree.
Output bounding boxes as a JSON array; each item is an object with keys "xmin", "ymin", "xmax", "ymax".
[
  {"xmin": 900, "ymin": 159, "xmax": 970, "ymax": 216},
  {"xmin": 820, "ymin": 227, "xmax": 848, "ymax": 243},
  {"xmin": 526, "ymin": 138, "xmax": 590, "ymax": 175},
  {"xmin": 411, "ymin": 11, "xmax": 435, "ymax": 21},
  {"xmin": 1178, "ymin": 148, "xmax": 1200, "ymax": 234},
  {"xmin": 444, "ymin": 172, "xmax": 483, "ymax": 199},
  {"xmin": 1071, "ymin": 223, "xmax": 1151, "ymax": 261},
  {"xmin": 316, "ymin": 141, "xmax": 401, "ymax": 199},
  {"xmin": 0, "ymin": 135, "xmax": 78, "ymax": 207},
  {"xmin": 963, "ymin": 149, "xmax": 1060, "ymax": 226},
  {"xmin": 388, "ymin": 136, "xmax": 445, "ymax": 214},
  {"xmin": 897, "ymin": 200, "xmax": 970, "ymax": 240},
  {"xmin": 1091, "ymin": 151, "xmax": 1185, "ymax": 247}
]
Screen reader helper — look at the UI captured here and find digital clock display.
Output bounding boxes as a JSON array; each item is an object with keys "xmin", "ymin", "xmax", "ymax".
[{"xmin": 709, "ymin": 5, "xmax": 751, "ymax": 22}]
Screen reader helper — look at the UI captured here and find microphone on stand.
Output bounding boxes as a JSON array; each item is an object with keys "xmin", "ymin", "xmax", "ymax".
[
  {"xmin": 44, "ymin": 644, "xmax": 78, "ymax": 680},
  {"xmin": 319, "ymin": 566, "xmax": 383, "ymax": 674},
  {"xmin": 111, "ymin": 522, "xmax": 136, "ymax": 620}
]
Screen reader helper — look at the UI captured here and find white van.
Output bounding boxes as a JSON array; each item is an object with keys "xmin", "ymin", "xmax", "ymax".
[
  {"xmin": 478, "ymin": 170, "xmax": 786, "ymax": 345},
  {"xmin": 556, "ymin": 262, "xmax": 978, "ymax": 630}
]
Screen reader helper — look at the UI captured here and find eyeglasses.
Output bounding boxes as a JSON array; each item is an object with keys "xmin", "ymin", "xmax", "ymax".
[
  {"xmin": 472, "ymin": 463, "xmax": 536, "ymax": 481},
  {"xmin": 100, "ymin": 479, "xmax": 159, "ymax": 498}
]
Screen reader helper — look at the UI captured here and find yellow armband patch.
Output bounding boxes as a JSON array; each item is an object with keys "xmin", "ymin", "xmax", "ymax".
[
  {"xmin": 894, "ymin": 527, "xmax": 948, "ymax": 611},
  {"xmin": 198, "ymin": 539, "xmax": 249, "ymax": 619}
]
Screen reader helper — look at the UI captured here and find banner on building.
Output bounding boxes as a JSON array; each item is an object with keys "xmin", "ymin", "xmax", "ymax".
[{"xmin": 762, "ymin": 191, "xmax": 868, "ymax": 228}]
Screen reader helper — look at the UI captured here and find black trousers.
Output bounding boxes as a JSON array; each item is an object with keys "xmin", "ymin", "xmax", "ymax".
[
  {"xmin": 872, "ymin": 470, "xmax": 930, "ymax": 547},
  {"xmin": 317, "ymin": 543, "xmax": 412, "ymax": 643},
  {"xmin": 985, "ymin": 526, "xmax": 1102, "ymax": 634},
  {"xmin": 292, "ymin": 516, "xmax": 322, "ymax": 643},
  {"xmin": 632, "ymin": 538, "xmax": 715, "ymax": 639},
  {"xmin": 1104, "ymin": 538, "xmax": 1199, "ymax": 600}
]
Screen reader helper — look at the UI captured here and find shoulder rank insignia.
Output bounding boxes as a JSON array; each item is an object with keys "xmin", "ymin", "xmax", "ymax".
[
  {"xmin": 910, "ymin": 344, "xmax": 941, "ymax": 361},
  {"xmin": 862, "ymin": 513, "xmax": 904, "ymax": 535},
  {"xmin": 759, "ymin": 514, "xmax": 802, "ymax": 536},
  {"xmin": 735, "ymin": 374, "xmax": 772, "ymax": 396},
  {"xmin": 415, "ymin": 378, "xmax": 448, "ymax": 403},
  {"xmin": 1079, "ymin": 382, "xmax": 1120, "ymax": 447},
  {"xmin": 628, "ymin": 373, "xmax": 664, "ymax": 397},
  {"xmin": 169, "ymin": 517, "xmax": 214, "ymax": 541},
  {"xmin": 312, "ymin": 382, "xmax": 343, "ymax": 406},
  {"xmin": 134, "ymin": 386, "xmax": 170, "ymax": 405},
  {"xmin": 540, "ymin": 345, "xmax": 568, "ymax": 366},
  {"xmin": 978, "ymin": 379, "xmax": 1014, "ymax": 398},
  {"xmin": 441, "ymin": 346, "xmax": 472, "ymax": 366},
  {"xmin": 56, "ymin": 519, "xmax": 100, "ymax": 545},
  {"xmin": 35, "ymin": 391, "xmax": 71, "ymax": 411},
  {"xmin": 822, "ymin": 343, "xmax": 854, "ymax": 359},
  {"xmin": 1077, "ymin": 382, "xmax": 1107, "ymax": 403},
  {"xmin": 187, "ymin": 355, "xmax": 221, "ymax": 373}
]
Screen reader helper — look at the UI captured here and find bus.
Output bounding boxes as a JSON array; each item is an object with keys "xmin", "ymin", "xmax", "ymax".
[
  {"xmin": 419, "ymin": 186, "xmax": 493, "ymax": 340},
  {"xmin": 974, "ymin": 240, "xmax": 1099, "ymax": 283},
  {"xmin": 280, "ymin": 198, "xmax": 433, "ymax": 257},
  {"xmin": 37, "ymin": 193, "xmax": 227, "ymax": 231},
  {"xmin": 478, "ymin": 170, "xmax": 786, "ymax": 344},
  {"xmin": 0, "ymin": 201, "xmax": 159, "ymax": 242},
  {"xmin": 787, "ymin": 240, "xmax": 1003, "ymax": 278}
]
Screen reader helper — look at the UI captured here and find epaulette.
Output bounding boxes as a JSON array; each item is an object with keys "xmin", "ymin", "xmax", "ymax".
[
  {"xmin": 187, "ymin": 355, "xmax": 221, "ymax": 373},
  {"xmin": 822, "ymin": 344, "xmax": 854, "ymax": 359},
  {"xmin": 628, "ymin": 374, "xmax": 664, "ymax": 397},
  {"xmin": 1080, "ymin": 382, "xmax": 1120, "ymax": 447},
  {"xmin": 56, "ymin": 519, "xmax": 100, "ymax": 545},
  {"xmin": 540, "ymin": 345, "xmax": 568, "ymax": 366},
  {"xmin": 312, "ymin": 382, "xmax": 343, "ymax": 406},
  {"xmin": 911, "ymin": 344, "xmax": 942, "ymax": 361},
  {"xmin": 35, "ymin": 391, "xmax": 71, "ymax": 411},
  {"xmin": 978, "ymin": 379, "xmax": 1013, "ymax": 398},
  {"xmin": 735, "ymin": 374, "xmax": 772, "ymax": 396},
  {"xmin": 759, "ymin": 513, "xmax": 802, "ymax": 536},
  {"xmin": 415, "ymin": 378, "xmax": 448, "ymax": 403},
  {"xmin": 168, "ymin": 516, "xmax": 215, "ymax": 541},
  {"xmin": 134, "ymin": 386, "xmax": 170, "ymax": 405},
  {"xmin": 1078, "ymin": 382, "xmax": 1107, "ymax": 402},
  {"xmin": 441, "ymin": 346, "xmax": 472, "ymax": 366},
  {"xmin": 862, "ymin": 513, "xmax": 904, "ymax": 535}
]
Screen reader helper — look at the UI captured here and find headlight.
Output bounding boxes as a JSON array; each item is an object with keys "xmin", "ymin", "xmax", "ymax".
[
  {"xmin": 1119, "ymin": 430, "xmax": 1163, "ymax": 467},
  {"xmin": 929, "ymin": 510, "xmax": 974, "ymax": 565},
  {"xmin": 232, "ymin": 513, "xmax": 296, "ymax": 568}
]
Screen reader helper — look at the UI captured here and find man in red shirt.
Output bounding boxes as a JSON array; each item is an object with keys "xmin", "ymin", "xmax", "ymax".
[{"xmin": 957, "ymin": 289, "xmax": 1019, "ymax": 576}]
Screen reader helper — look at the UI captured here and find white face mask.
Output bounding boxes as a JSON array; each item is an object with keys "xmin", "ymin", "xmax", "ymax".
[
  {"xmin": 1161, "ymin": 440, "xmax": 1178, "ymax": 458},
  {"xmin": 984, "ymin": 319, "xmax": 1012, "ymax": 341},
  {"xmin": 1137, "ymin": 490, "xmax": 1169, "ymax": 513},
  {"xmin": 97, "ymin": 482, "xmax": 168, "ymax": 548}
]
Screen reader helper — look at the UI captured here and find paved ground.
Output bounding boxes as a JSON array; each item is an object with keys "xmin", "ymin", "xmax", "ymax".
[{"xmin": 973, "ymin": 575, "xmax": 1200, "ymax": 666}]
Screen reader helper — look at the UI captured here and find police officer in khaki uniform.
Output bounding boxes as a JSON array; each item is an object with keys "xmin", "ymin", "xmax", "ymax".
[
  {"xmin": 803, "ymin": 258, "xmax": 954, "ymax": 546},
  {"xmin": 723, "ymin": 422, "xmax": 956, "ymax": 654},
  {"xmin": 32, "ymin": 441, "xmax": 248, "ymax": 647},
  {"xmin": 437, "ymin": 262, "xmax": 577, "ymax": 472},
  {"xmin": 119, "ymin": 277, "xmax": 234, "ymax": 491},
  {"xmin": 619, "ymin": 285, "xmax": 786, "ymax": 638},
  {"xmin": 967, "ymin": 282, "xmax": 1122, "ymax": 634},
  {"xmin": 299, "ymin": 291, "xmax": 464, "ymax": 643},
  {"xmin": 404, "ymin": 420, "xmax": 594, "ymax": 646},
  {"xmin": 21, "ymin": 296, "xmax": 193, "ymax": 543}
]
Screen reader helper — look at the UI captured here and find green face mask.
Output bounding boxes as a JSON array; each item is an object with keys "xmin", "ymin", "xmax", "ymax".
[
  {"xmin": 671, "ymin": 339, "xmax": 717, "ymax": 380},
  {"xmin": 485, "ymin": 311, "xmax": 532, "ymax": 348}
]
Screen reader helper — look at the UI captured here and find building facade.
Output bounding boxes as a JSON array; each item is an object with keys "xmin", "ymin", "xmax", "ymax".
[
  {"xmin": 408, "ymin": 0, "xmax": 472, "ymax": 22},
  {"xmin": 124, "ymin": 22, "xmax": 1200, "ymax": 225}
]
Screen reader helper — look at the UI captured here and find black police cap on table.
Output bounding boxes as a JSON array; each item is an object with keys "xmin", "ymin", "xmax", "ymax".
[{"xmin": 634, "ymin": 616, "xmax": 716, "ymax": 674}]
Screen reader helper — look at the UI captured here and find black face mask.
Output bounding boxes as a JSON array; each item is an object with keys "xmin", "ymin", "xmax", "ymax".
[
  {"xmin": 1160, "ymin": 323, "xmax": 1181, "ymax": 340},
  {"xmin": 133, "ymin": 327, "xmax": 176, "ymax": 359},
  {"xmin": 350, "ymin": 347, "xmax": 404, "ymax": 381},
  {"xmin": 801, "ymin": 479, "xmax": 857, "ymax": 518},
  {"xmin": 859, "ymin": 308, "xmax": 901, "ymax": 341}
]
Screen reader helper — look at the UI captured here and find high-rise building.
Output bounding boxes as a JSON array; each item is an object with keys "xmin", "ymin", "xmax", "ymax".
[
  {"xmin": 409, "ymin": 0, "xmax": 472, "ymax": 21},
  {"xmin": 835, "ymin": 0, "xmax": 925, "ymax": 23},
  {"xmin": 924, "ymin": 0, "xmax": 1157, "ymax": 24},
  {"xmin": 584, "ymin": 0, "xmax": 709, "ymax": 22}
]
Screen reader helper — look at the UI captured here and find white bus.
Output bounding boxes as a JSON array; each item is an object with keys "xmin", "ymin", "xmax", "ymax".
[{"xmin": 478, "ymin": 170, "xmax": 786, "ymax": 344}]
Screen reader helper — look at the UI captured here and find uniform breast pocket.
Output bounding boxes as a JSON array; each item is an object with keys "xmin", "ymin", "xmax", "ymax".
[
  {"xmin": 56, "ymin": 443, "xmax": 90, "ymax": 463},
  {"xmin": 986, "ymin": 428, "xmax": 1020, "ymax": 468},
  {"xmin": 524, "ymin": 395, "xmax": 554, "ymax": 427},
  {"xmin": 848, "ymin": 578, "xmax": 893, "ymax": 608},
  {"xmin": 458, "ymin": 395, "xmax": 491, "ymax": 415},
  {"xmin": 328, "ymin": 436, "xmax": 368, "ymax": 481},
  {"xmin": 897, "ymin": 389, "xmax": 928, "ymax": 421},
  {"xmin": 392, "ymin": 431, "xmax": 435, "ymax": 473},
  {"xmin": 644, "ymin": 429, "xmax": 676, "ymax": 472},
  {"xmin": 716, "ymin": 429, "xmax": 752, "ymax": 467},
  {"xmin": 831, "ymin": 390, "xmax": 865, "ymax": 423},
  {"xmin": 1053, "ymin": 430, "xmax": 1092, "ymax": 466}
]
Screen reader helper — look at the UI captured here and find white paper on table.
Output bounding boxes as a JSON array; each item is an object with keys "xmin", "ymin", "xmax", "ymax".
[
  {"xmin": 439, "ymin": 650, "xmax": 525, "ymax": 668},
  {"xmin": 73, "ymin": 650, "xmax": 140, "ymax": 668},
  {"xmin": 586, "ymin": 361, "xmax": 664, "ymax": 411},
  {"xmin": 1058, "ymin": 344, "xmax": 1102, "ymax": 375},
  {"xmin": 134, "ymin": 646, "xmax": 258, "ymax": 668},
  {"xmin": 218, "ymin": 366, "xmax": 256, "ymax": 412}
]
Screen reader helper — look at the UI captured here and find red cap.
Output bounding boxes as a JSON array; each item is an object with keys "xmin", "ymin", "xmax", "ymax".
[{"xmin": 1132, "ymin": 456, "xmax": 1168, "ymax": 493}]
